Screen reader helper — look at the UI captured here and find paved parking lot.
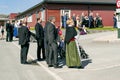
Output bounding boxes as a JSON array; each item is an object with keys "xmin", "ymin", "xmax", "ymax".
[{"xmin": 1, "ymin": 31, "xmax": 120, "ymax": 80}]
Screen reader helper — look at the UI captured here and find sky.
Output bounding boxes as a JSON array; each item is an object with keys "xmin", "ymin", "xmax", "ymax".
[{"xmin": 0, "ymin": 0, "xmax": 43, "ymax": 15}]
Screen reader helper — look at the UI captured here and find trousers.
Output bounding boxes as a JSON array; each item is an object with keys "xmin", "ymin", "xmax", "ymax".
[
  {"xmin": 48, "ymin": 42, "xmax": 58, "ymax": 66},
  {"xmin": 20, "ymin": 43, "xmax": 29, "ymax": 63}
]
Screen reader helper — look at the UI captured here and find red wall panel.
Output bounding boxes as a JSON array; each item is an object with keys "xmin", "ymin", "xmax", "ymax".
[
  {"xmin": 90, "ymin": 5, "xmax": 115, "ymax": 26},
  {"xmin": 19, "ymin": 3, "xmax": 115, "ymax": 27},
  {"xmin": 47, "ymin": 4, "xmax": 115, "ymax": 27},
  {"xmin": 47, "ymin": 10, "xmax": 60, "ymax": 27}
]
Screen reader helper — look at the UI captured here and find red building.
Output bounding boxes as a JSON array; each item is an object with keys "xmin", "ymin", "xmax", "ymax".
[
  {"xmin": 9, "ymin": 13, "xmax": 18, "ymax": 22},
  {"xmin": 16, "ymin": 0, "xmax": 116, "ymax": 27}
]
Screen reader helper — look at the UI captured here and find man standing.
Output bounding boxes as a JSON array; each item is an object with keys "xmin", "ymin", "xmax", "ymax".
[
  {"xmin": 113, "ymin": 13, "xmax": 117, "ymax": 28},
  {"xmin": 35, "ymin": 18, "xmax": 45, "ymax": 61},
  {"xmin": 44, "ymin": 16, "xmax": 62, "ymax": 68},
  {"xmin": 44, "ymin": 21, "xmax": 50, "ymax": 64},
  {"xmin": 63, "ymin": 13, "xmax": 68, "ymax": 28},
  {"xmin": 72, "ymin": 13, "xmax": 76, "ymax": 27},
  {"xmin": 18, "ymin": 21, "xmax": 30, "ymax": 64},
  {"xmin": 88, "ymin": 12, "xmax": 94, "ymax": 28},
  {"xmin": 6, "ymin": 21, "xmax": 13, "ymax": 42},
  {"xmin": 10, "ymin": 21, "xmax": 14, "ymax": 41}
]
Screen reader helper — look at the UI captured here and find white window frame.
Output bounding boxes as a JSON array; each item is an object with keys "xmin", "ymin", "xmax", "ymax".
[
  {"xmin": 36, "ymin": 11, "xmax": 39, "ymax": 19},
  {"xmin": 27, "ymin": 14, "xmax": 32, "ymax": 22},
  {"xmin": 41, "ymin": 9, "xmax": 45, "ymax": 21},
  {"xmin": 60, "ymin": 9, "xmax": 71, "ymax": 26},
  {"xmin": 61, "ymin": 9, "xmax": 71, "ymax": 18}
]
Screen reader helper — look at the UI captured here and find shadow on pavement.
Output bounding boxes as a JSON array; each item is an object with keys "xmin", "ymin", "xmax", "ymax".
[
  {"xmin": 27, "ymin": 59, "xmax": 39, "ymax": 65},
  {"xmin": 82, "ymin": 59, "xmax": 92, "ymax": 67}
]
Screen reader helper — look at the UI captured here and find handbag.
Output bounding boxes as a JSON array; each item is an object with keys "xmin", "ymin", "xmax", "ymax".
[{"xmin": 58, "ymin": 29, "xmax": 62, "ymax": 35}]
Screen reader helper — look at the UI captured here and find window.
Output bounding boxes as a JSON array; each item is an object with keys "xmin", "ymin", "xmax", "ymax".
[
  {"xmin": 27, "ymin": 14, "xmax": 32, "ymax": 22},
  {"xmin": 36, "ymin": 11, "xmax": 39, "ymax": 19},
  {"xmin": 61, "ymin": 9, "xmax": 71, "ymax": 18},
  {"xmin": 41, "ymin": 9, "xmax": 45, "ymax": 21}
]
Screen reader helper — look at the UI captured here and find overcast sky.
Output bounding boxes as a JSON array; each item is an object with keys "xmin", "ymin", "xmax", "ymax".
[{"xmin": 0, "ymin": 0, "xmax": 43, "ymax": 15}]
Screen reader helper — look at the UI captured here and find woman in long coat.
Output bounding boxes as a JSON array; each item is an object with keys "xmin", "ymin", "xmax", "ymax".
[{"xmin": 64, "ymin": 18, "xmax": 82, "ymax": 68}]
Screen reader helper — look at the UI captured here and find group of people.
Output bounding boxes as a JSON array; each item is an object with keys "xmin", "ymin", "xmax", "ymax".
[
  {"xmin": 61, "ymin": 12, "xmax": 103, "ymax": 28},
  {"xmin": 5, "ymin": 20, "xmax": 25, "ymax": 42},
  {"xmin": 18, "ymin": 16, "xmax": 83, "ymax": 69},
  {"xmin": 6, "ymin": 21, "xmax": 15, "ymax": 42},
  {"xmin": 4, "ymin": 12, "xmax": 118, "ymax": 70}
]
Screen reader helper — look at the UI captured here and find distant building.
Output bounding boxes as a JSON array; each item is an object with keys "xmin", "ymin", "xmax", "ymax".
[
  {"xmin": 9, "ymin": 13, "xmax": 18, "ymax": 22},
  {"xmin": 0, "ymin": 14, "xmax": 8, "ymax": 26},
  {"xmin": 16, "ymin": 0, "xmax": 116, "ymax": 27}
]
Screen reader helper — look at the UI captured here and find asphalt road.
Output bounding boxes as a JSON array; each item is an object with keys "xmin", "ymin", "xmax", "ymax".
[
  {"xmin": 0, "ymin": 40, "xmax": 55, "ymax": 80},
  {"xmin": 0, "ymin": 31, "xmax": 120, "ymax": 80}
]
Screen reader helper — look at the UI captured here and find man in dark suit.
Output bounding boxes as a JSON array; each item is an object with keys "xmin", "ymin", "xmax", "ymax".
[
  {"xmin": 18, "ymin": 21, "xmax": 30, "ymax": 64},
  {"xmin": 72, "ymin": 13, "xmax": 77, "ymax": 27},
  {"xmin": 6, "ymin": 21, "xmax": 13, "ymax": 42},
  {"xmin": 10, "ymin": 21, "xmax": 14, "ymax": 41},
  {"xmin": 113, "ymin": 13, "xmax": 117, "ymax": 28},
  {"xmin": 35, "ymin": 18, "xmax": 45, "ymax": 61},
  {"xmin": 44, "ymin": 16, "xmax": 62, "ymax": 68},
  {"xmin": 88, "ymin": 12, "xmax": 94, "ymax": 28},
  {"xmin": 44, "ymin": 21, "xmax": 50, "ymax": 64}
]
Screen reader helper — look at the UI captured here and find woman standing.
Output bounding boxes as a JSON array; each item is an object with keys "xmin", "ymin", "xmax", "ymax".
[{"xmin": 64, "ymin": 18, "xmax": 82, "ymax": 69}]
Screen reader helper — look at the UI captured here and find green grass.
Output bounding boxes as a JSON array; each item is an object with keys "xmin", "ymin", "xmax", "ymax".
[
  {"xmin": 87, "ymin": 26, "xmax": 117, "ymax": 31},
  {"xmin": 29, "ymin": 26, "xmax": 117, "ymax": 31},
  {"xmin": 30, "ymin": 27, "xmax": 35, "ymax": 30}
]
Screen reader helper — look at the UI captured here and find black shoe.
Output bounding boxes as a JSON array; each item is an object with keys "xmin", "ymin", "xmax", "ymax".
[
  {"xmin": 77, "ymin": 66, "xmax": 84, "ymax": 69},
  {"xmin": 68, "ymin": 66, "xmax": 75, "ymax": 68},
  {"xmin": 24, "ymin": 62, "xmax": 29, "ymax": 64},
  {"xmin": 48, "ymin": 65, "xmax": 53, "ymax": 67},
  {"xmin": 9, "ymin": 41, "xmax": 12, "ymax": 42},
  {"xmin": 21, "ymin": 62, "xmax": 30, "ymax": 64},
  {"xmin": 54, "ymin": 65, "xmax": 62, "ymax": 68},
  {"xmin": 37, "ymin": 59, "xmax": 42, "ymax": 61}
]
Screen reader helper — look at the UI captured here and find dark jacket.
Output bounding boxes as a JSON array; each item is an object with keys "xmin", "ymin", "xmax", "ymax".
[
  {"xmin": 44, "ymin": 22, "xmax": 50, "ymax": 43},
  {"xmin": 18, "ymin": 26, "xmax": 30, "ymax": 45},
  {"xmin": 6, "ymin": 23, "xmax": 13, "ymax": 32},
  {"xmin": 45, "ymin": 22, "xmax": 58, "ymax": 45},
  {"xmin": 35, "ymin": 23, "xmax": 44, "ymax": 40},
  {"xmin": 64, "ymin": 26, "xmax": 77, "ymax": 44}
]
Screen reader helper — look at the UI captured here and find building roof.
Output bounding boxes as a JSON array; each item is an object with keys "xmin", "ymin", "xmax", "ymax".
[
  {"xmin": 0, "ymin": 14, "xmax": 8, "ymax": 18},
  {"xmin": 9, "ymin": 13, "xmax": 18, "ymax": 20},
  {"xmin": 16, "ymin": 0, "xmax": 116, "ymax": 18},
  {"xmin": 45, "ymin": 0, "xmax": 115, "ymax": 4},
  {"xmin": 0, "ymin": 14, "xmax": 9, "ymax": 21}
]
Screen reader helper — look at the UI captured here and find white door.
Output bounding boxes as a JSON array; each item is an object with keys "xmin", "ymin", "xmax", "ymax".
[
  {"xmin": 60, "ymin": 9, "xmax": 71, "ymax": 26},
  {"xmin": 61, "ymin": 9, "xmax": 71, "ymax": 18}
]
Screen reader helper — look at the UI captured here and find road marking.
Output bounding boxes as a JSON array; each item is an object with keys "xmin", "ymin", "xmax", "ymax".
[
  {"xmin": 12, "ymin": 42, "xmax": 63, "ymax": 80},
  {"xmin": 12, "ymin": 42, "xmax": 120, "ymax": 72},
  {"xmin": 87, "ymin": 64, "xmax": 120, "ymax": 71}
]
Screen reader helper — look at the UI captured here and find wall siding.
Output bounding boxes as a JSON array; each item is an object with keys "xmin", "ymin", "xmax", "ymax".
[
  {"xmin": 17, "ymin": 3, "xmax": 115, "ymax": 27},
  {"xmin": 47, "ymin": 3, "xmax": 115, "ymax": 27}
]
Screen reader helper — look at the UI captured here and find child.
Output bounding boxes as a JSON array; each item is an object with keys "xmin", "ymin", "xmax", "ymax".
[
  {"xmin": 58, "ymin": 35, "xmax": 65, "ymax": 59},
  {"xmin": 78, "ymin": 25, "xmax": 87, "ymax": 35}
]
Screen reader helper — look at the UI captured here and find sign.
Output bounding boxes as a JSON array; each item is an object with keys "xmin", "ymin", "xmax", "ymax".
[{"xmin": 117, "ymin": 0, "xmax": 120, "ymax": 8}]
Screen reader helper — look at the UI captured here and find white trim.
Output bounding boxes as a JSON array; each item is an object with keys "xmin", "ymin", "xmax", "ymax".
[{"xmin": 60, "ymin": 9, "xmax": 71, "ymax": 26}]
